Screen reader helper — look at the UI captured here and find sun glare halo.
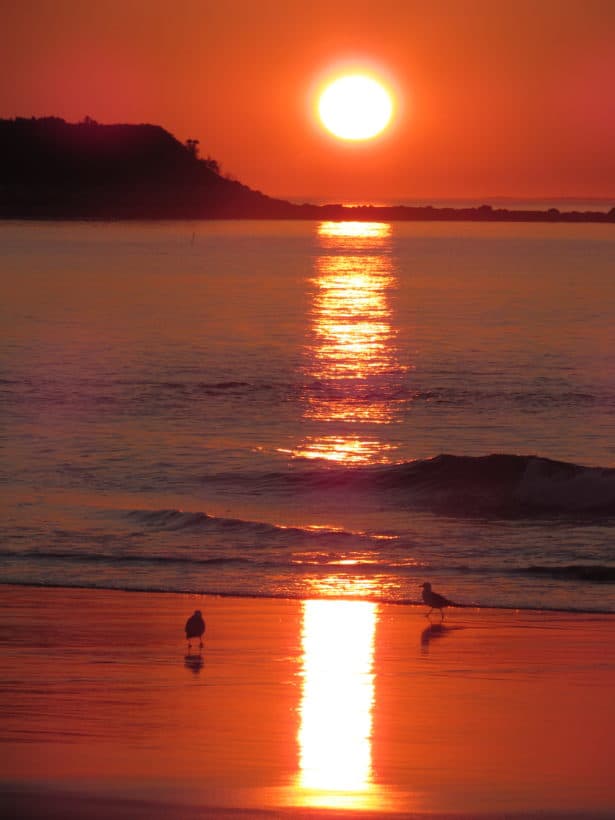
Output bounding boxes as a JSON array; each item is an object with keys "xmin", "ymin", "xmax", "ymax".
[{"xmin": 318, "ymin": 74, "xmax": 393, "ymax": 141}]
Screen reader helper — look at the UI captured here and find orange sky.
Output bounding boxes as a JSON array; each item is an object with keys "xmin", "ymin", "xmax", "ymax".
[{"xmin": 3, "ymin": 0, "xmax": 614, "ymax": 202}]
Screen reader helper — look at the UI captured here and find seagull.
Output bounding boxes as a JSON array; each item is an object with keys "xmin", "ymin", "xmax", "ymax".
[
  {"xmin": 421, "ymin": 582, "xmax": 454, "ymax": 620},
  {"xmin": 185, "ymin": 609, "xmax": 206, "ymax": 648}
]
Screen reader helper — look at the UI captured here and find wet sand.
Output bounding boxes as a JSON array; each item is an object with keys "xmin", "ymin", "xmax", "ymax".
[{"xmin": 1, "ymin": 585, "xmax": 614, "ymax": 818}]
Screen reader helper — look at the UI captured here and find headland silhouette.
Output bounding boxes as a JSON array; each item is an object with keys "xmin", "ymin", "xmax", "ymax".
[{"xmin": 1, "ymin": 117, "xmax": 613, "ymax": 222}]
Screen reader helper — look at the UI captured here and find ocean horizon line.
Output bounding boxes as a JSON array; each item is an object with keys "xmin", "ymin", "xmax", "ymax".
[{"xmin": 288, "ymin": 195, "xmax": 615, "ymax": 211}]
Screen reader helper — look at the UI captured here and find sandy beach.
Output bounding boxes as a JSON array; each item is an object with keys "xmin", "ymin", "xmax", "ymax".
[{"xmin": 1, "ymin": 585, "xmax": 614, "ymax": 819}]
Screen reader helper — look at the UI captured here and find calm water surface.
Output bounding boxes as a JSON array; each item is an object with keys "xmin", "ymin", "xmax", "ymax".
[{"xmin": 1, "ymin": 219, "xmax": 614, "ymax": 610}]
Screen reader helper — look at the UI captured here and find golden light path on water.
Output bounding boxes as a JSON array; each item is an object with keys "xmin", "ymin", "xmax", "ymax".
[
  {"xmin": 278, "ymin": 224, "xmax": 406, "ymax": 809},
  {"xmin": 287, "ymin": 221, "xmax": 405, "ymax": 465}
]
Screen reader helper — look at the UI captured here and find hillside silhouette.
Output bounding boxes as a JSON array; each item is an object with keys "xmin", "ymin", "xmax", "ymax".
[
  {"xmin": 0, "ymin": 117, "xmax": 613, "ymax": 222},
  {"xmin": 0, "ymin": 117, "xmax": 302, "ymax": 218}
]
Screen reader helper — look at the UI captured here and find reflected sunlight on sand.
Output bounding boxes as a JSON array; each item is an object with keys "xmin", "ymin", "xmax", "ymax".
[{"xmin": 288, "ymin": 598, "xmax": 396, "ymax": 811}]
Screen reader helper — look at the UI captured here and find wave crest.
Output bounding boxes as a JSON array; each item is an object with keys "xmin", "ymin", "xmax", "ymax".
[
  {"xmin": 274, "ymin": 453, "xmax": 615, "ymax": 515},
  {"xmin": 127, "ymin": 507, "xmax": 382, "ymax": 545},
  {"xmin": 521, "ymin": 564, "xmax": 615, "ymax": 583},
  {"xmin": 386, "ymin": 453, "xmax": 615, "ymax": 514}
]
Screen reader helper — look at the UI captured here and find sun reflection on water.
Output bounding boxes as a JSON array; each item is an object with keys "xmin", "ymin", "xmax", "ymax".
[
  {"xmin": 289, "ymin": 221, "xmax": 407, "ymax": 465},
  {"xmin": 293, "ymin": 434, "xmax": 396, "ymax": 464},
  {"xmin": 294, "ymin": 598, "xmax": 381, "ymax": 810},
  {"xmin": 318, "ymin": 221, "xmax": 391, "ymax": 240}
]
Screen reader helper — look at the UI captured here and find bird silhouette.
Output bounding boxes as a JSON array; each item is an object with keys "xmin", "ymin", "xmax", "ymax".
[
  {"xmin": 421, "ymin": 582, "xmax": 454, "ymax": 620},
  {"xmin": 185, "ymin": 609, "xmax": 206, "ymax": 648}
]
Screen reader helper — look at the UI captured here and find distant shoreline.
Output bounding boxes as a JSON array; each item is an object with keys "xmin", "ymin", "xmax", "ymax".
[
  {"xmin": 1, "ymin": 117, "xmax": 614, "ymax": 223},
  {"xmin": 4, "ymin": 205, "xmax": 615, "ymax": 223}
]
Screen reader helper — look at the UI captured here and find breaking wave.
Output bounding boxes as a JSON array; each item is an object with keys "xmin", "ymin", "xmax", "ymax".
[
  {"xmin": 520, "ymin": 564, "xmax": 615, "ymax": 583},
  {"xmin": 243, "ymin": 453, "xmax": 615, "ymax": 516}
]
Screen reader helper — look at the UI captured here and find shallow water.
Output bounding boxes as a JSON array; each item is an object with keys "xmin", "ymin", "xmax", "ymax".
[{"xmin": 1, "ymin": 219, "xmax": 614, "ymax": 610}]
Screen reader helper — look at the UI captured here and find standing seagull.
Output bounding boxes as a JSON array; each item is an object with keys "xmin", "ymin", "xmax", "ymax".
[
  {"xmin": 185, "ymin": 609, "xmax": 206, "ymax": 649},
  {"xmin": 421, "ymin": 582, "xmax": 454, "ymax": 620}
]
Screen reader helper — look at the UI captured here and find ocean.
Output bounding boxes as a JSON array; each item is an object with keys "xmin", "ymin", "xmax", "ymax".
[{"xmin": 1, "ymin": 219, "xmax": 614, "ymax": 612}]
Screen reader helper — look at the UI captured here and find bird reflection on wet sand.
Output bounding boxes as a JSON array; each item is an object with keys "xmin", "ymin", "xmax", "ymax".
[
  {"xmin": 421, "ymin": 622, "xmax": 464, "ymax": 654},
  {"xmin": 184, "ymin": 651, "xmax": 204, "ymax": 675}
]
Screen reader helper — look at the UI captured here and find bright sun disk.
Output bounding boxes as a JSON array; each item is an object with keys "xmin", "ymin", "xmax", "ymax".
[{"xmin": 318, "ymin": 74, "xmax": 393, "ymax": 141}]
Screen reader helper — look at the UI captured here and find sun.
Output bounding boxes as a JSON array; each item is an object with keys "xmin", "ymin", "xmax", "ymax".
[{"xmin": 318, "ymin": 74, "xmax": 393, "ymax": 141}]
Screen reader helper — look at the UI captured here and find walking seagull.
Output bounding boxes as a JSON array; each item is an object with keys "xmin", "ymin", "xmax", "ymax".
[
  {"xmin": 185, "ymin": 609, "xmax": 206, "ymax": 649},
  {"xmin": 421, "ymin": 582, "xmax": 454, "ymax": 620}
]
